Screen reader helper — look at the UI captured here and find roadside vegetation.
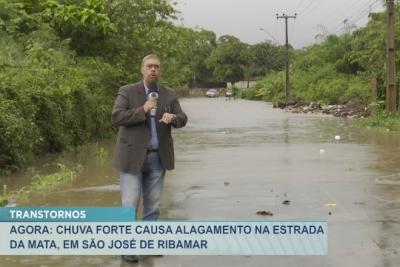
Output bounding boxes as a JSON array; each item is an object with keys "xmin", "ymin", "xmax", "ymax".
[
  {"xmin": 242, "ymin": 6, "xmax": 400, "ymax": 131},
  {"xmin": 357, "ymin": 102, "xmax": 400, "ymax": 131},
  {"xmin": 0, "ymin": 163, "xmax": 81, "ymax": 207},
  {"xmin": 0, "ymin": 141, "xmax": 110, "ymax": 206}
]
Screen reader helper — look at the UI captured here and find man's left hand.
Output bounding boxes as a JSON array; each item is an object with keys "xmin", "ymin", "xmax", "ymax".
[{"xmin": 159, "ymin": 113, "xmax": 176, "ymax": 124}]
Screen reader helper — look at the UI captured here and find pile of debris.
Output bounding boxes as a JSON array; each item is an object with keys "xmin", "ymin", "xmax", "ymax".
[{"xmin": 274, "ymin": 101, "xmax": 372, "ymax": 118}]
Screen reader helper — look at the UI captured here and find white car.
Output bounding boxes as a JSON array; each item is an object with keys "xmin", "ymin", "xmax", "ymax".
[{"xmin": 205, "ymin": 89, "xmax": 219, "ymax": 98}]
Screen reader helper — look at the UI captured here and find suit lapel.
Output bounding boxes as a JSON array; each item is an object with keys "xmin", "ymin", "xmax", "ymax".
[
  {"xmin": 156, "ymin": 86, "xmax": 167, "ymax": 119},
  {"xmin": 136, "ymin": 81, "xmax": 147, "ymax": 106}
]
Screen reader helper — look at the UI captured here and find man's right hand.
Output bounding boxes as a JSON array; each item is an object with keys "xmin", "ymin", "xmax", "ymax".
[{"xmin": 143, "ymin": 99, "xmax": 157, "ymax": 113}]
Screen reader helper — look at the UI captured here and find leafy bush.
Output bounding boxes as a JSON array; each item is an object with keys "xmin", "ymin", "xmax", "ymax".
[
  {"xmin": 358, "ymin": 101, "xmax": 400, "ymax": 131},
  {"xmin": 246, "ymin": 57, "xmax": 370, "ymax": 106},
  {"xmin": 1, "ymin": 163, "xmax": 82, "ymax": 205},
  {"xmin": 241, "ymin": 86, "xmax": 261, "ymax": 100},
  {"xmin": 0, "ymin": 22, "xmax": 119, "ymax": 172},
  {"xmin": 0, "ymin": 99, "xmax": 39, "ymax": 171}
]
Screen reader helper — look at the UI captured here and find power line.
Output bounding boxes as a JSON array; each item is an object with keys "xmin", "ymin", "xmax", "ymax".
[
  {"xmin": 294, "ymin": 0, "xmax": 308, "ymax": 13},
  {"xmin": 291, "ymin": 18, "xmax": 297, "ymax": 46},
  {"xmin": 300, "ymin": 0, "xmax": 325, "ymax": 17},
  {"xmin": 346, "ymin": 0, "xmax": 380, "ymax": 22},
  {"xmin": 349, "ymin": 0, "xmax": 382, "ymax": 25},
  {"xmin": 296, "ymin": 0, "xmax": 318, "ymax": 14},
  {"xmin": 347, "ymin": 0, "xmax": 380, "ymax": 20},
  {"xmin": 332, "ymin": 0, "xmax": 381, "ymax": 34},
  {"xmin": 331, "ymin": 0, "xmax": 381, "ymax": 34},
  {"xmin": 329, "ymin": 0, "xmax": 377, "ymax": 31},
  {"xmin": 320, "ymin": 0, "xmax": 365, "ymax": 26}
]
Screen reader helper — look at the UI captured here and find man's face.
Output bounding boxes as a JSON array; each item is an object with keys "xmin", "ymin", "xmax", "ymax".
[{"xmin": 141, "ymin": 58, "xmax": 161, "ymax": 86}]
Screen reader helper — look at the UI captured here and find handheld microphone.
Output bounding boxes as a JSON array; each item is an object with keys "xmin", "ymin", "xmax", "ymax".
[{"xmin": 149, "ymin": 91, "xmax": 158, "ymax": 117}]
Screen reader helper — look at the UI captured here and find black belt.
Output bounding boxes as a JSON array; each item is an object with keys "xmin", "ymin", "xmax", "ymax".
[{"xmin": 147, "ymin": 149, "xmax": 159, "ymax": 153}]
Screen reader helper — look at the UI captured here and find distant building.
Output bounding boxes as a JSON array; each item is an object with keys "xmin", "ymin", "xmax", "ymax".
[{"xmin": 227, "ymin": 80, "xmax": 257, "ymax": 89}]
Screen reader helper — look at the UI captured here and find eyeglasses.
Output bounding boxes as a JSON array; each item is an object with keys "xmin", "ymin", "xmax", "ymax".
[{"xmin": 145, "ymin": 64, "xmax": 160, "ymax": 70}]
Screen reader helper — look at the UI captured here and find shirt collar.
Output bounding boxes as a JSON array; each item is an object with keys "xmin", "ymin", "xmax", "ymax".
[{"xmin": 143, "ymin": 82, "xmax": 159, "ymax": 94}]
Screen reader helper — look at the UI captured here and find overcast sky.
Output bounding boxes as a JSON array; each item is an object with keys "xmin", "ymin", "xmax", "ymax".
[{"xmin": 173, "ymin": 0, "xmax": 385, "ymax": 48}]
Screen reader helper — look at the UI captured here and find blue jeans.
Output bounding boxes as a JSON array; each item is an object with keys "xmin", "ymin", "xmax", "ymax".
[{"xmin": 120, "ymin": 152, "xmax": 165, "ymax": 221}]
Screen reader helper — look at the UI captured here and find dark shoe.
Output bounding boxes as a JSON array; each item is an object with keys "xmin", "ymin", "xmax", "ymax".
[{"xmin": 121, "ymin": 255, "xmax": 139, "ymax": 262}]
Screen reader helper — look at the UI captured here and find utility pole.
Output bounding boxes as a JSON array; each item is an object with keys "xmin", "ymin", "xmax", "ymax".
[
  {"xmin": 277, "ymin": 13, "xmax": 297, "ymax": 105},
  {"xmin": 386, "ymin": 0, "xmax": 397, "ymax": 112}
]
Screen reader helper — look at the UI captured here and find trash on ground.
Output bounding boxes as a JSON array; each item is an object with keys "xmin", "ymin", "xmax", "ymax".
[
  {"xmin": 256, "ymin": 211, "xmax": 273, "ymax": 216},
  {"xmin": 335, "ymin": 135, "xmax": 341, "ymax": 140},
  {"xmin": 324, "ymin": 203, "xmax": 336, "ymax": 207},
  {"xmin": 224, "ymin": 181, "xmax": 230, "ymax": 186},
  {"xmin": 282, "ymin": 200, "xmax": 290, "ymax": 205},
  {"xmin": 354, "ymin": 201, "xmax": 366, "ymax": 205}
]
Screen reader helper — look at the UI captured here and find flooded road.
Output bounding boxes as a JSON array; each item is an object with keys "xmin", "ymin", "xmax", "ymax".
[{"xmin": 1, "ymin": 98, "xmax": 400, "ymax": 267}]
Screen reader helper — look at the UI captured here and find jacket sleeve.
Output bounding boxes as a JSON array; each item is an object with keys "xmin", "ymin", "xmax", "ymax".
[
  {"xmin": 171, "ymin": 96, "xmax": 188, "ymax": 128},
  {"xmin": 111, "ymin": 87, "xmax": 147, "ymax": 127}
]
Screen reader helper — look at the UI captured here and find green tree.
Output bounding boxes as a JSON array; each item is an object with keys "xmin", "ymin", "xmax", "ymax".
[
  {"xmin": 206, "ymin": 35, "xmax": 249, "ymax": 84},
  {"xmin": 103, "ymin": 0, "xmax": 177, "ymax": 82},
  {"xmin": 247, "ymin": 42, "xmax": 285, "ymax": 78}
]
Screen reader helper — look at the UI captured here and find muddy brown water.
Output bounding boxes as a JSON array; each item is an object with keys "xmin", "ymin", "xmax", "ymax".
[{"xmin": 1, "ymin": 98, "xmax": 400, "ymax": 267}]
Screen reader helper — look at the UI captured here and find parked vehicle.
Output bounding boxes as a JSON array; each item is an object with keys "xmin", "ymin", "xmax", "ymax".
[{"xmin": 205, "ymin": 88, "xmax": 219, "ymax": 98}]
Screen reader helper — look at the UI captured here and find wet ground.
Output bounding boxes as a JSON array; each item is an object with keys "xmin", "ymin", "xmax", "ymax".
[{"xmin": 1, "ymin": 97, "xmax": 400, "ymax": 267}]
